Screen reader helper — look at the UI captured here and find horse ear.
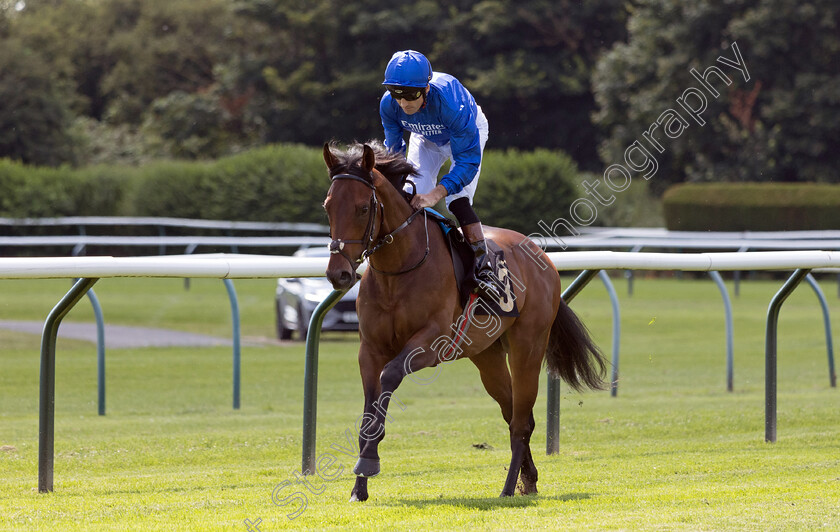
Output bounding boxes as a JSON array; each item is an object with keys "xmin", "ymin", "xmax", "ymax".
[
  {"xmin": 323, "ymin": 143, "xmax": 339, "ymax": 170},
  {"xmin": 362, "ymin": 144, "xmax": 376, "ymax": 173}
]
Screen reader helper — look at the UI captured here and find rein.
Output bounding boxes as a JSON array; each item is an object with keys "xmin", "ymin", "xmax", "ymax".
[{"xmin": 329, "ymin": 173, "xmax": 430, "ymax": 276}]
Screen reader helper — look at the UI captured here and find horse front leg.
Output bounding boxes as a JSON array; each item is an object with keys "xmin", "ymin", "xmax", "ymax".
[
  {"xmin": 349, "ymin": 346, "xmax": 385, "ymax": 502},
  {"xmin": 349, "ymin": 387, "xmax": 377, "ymax": 502},
  {"xmin": 353, "ymin": 335, "xmax": 441, "ymax": 481}
]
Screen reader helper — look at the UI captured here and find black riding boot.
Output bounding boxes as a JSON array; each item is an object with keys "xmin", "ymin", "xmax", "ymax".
[{"xmin": 462, "ymin": 222, "xmax": 494, "ymax": 294}]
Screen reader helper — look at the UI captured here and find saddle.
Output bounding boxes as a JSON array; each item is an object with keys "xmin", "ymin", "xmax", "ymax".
[{"xmin": 424, "ymin": 209, "xmax": 520, "ymax": 317}]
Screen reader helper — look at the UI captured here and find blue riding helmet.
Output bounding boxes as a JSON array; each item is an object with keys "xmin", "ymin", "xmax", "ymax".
[{"xmin": 382, "ymin": 50, "xmax": 432, "ymax": 88}]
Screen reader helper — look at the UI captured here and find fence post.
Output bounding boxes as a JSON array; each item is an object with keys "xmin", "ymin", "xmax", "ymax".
[
  {"xmin": 803, "ymin": 274, "xmax": 836, "ymax": 388},
  {"xmin": 85, "ymin": 288, "xmax": 107, "ymax": 416},
  {"xmin": 40, "ymin": 277, "xmax": 99, "ymax": 493},
  {"xmin": 708, "ymin": 271, "xmax": 735, "ymax": 392},
  {"xmin": 223, "ymin": 279, "xmax": 241, "ymax": 410},
  {"xmin": 765, "ymin": 269, "xmax": 810, "ymax": 443},
  {"xmin": 302, "ymin": 288, "xmax": 347, "ymax": 474},
  {"xmin": 547, "ymin": 269, "xmax": 600, "ymax": 455}
]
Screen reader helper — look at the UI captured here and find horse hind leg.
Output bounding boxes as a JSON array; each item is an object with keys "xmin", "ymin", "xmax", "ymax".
[
  {"xmin": 501, "ymin": 410, "xmax": 538, "ymax": 497},
  {"xmin": 470, "ymin": 341, "xmax": 521, "ymax": 484},
  {"xmin": 470, "ymin": 340, "xmax": 539, "ymax": 496},
  {"xmin": 517, "ymin": 412, "xmax": 538, "ymax": 495},
  {"xmin": 500, "ymin": 331, "xmax": 547, "ymax": 497},
  {"xmin": 469, "ymin": 341, "xmax": 513, "ymax": 423}
]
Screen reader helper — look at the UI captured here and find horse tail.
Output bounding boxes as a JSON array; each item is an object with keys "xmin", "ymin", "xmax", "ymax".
[{"xmin": 545, "ymin": 297, "xmax": 608, "ymax": 392}]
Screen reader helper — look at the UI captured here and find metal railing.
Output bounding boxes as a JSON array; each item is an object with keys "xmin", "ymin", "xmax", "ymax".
[{"xmin": 2, "ymin": 250, "xmax": 838, "ymax": 492}]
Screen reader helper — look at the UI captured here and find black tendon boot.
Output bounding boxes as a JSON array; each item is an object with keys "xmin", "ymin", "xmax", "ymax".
[{"xmin": 461, "ymin": 222, "xmax": 494, "ymax": 294}]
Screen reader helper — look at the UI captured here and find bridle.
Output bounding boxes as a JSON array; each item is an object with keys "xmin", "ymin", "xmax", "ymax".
[{"xmin": 328, "ymin": 173, "xmax": 429, "ymax": 276}]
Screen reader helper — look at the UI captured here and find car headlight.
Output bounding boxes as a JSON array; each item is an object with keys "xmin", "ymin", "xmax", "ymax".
[{"xmin": 304, "ymin": 293, "xmax": 327, "ymax": 303}]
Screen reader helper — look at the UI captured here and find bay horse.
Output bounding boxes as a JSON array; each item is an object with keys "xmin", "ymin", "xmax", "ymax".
[{"xmin": 322, "ymin": 142, "xmax": 606, "ymax": 501}]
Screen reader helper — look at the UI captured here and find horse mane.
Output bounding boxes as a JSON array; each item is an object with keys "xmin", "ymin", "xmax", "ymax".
[{"xmin": 327, "ymin": 141, "xmax": 418, "ymax": 198}]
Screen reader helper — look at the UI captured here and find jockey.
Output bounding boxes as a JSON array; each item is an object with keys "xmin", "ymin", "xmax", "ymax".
[{"xmin": 379, "ymin": 50, "xmax": 492, "ymax": 292}]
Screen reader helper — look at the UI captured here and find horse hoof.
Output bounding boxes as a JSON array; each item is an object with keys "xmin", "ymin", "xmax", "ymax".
[
  {"xmin": 518, "ymin": 484, "xmax": 538, "ymax": 495},
  {"xmin": 349, "ymin": 492, "xmax": 368, "ymax": 502},
  {"xmin": 353, "ymin": 457, "xmax": 380, "ymax": 477},
  {"xmin": 517, "ymin": 479, "xmax": 538, "ymax": 495}
]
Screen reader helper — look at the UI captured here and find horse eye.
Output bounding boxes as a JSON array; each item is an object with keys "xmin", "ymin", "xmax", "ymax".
[{"xmin": 360, "ymin": 205, "xmax": 369, "ymax": 215}]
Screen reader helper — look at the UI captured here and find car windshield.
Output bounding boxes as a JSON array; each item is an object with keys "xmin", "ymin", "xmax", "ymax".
[
  {"xmin": 293, "ymin": 247, "xmax": 330, "ymax": 258},
  {"xmin": 283, "ymin": 246, "xmax": 360, "ymax": 298}
]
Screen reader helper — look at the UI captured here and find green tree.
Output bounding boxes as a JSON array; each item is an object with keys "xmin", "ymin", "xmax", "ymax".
[
  {"xmin": 593, "ymin": 0, "xmax": 840, "ymax": 191},
  {"xmin": 0, "ymin": 38, "xmax": 78, "ymax": 166},
  {"xmin": 10, "ymin": 0, "xmax": 241, "ymax": 123},
  {"xmin": 435, "ymin": 0, "xmax": 628, "ymax": 169},
  {"xmin": 3, "ymin": 0, "xmax": 629, "ymax": 166},
  {"xmin": 231, "ymin": 0, "xmax": 626, "ymax": 169},
  {"xmin": 141, "ymin": 89, "xmax": 258, "ymax": 160},
  {"xmin": 229, "ymin": 0, "xmax": 443, "ymax": 146},
  {"xmin": 9, "ymin": 0, "xmax": 112, "ymax": 119},
  {"xmin": 97, "ymin": 0, "xmax": 238, "ymax": 124},
  {"xmin": 8, "ymin": 0, "xmax": 253, "ymax": 163}
]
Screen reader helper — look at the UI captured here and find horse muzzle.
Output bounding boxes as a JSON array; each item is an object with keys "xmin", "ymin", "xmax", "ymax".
[{"xmin": 326, "ymin": 255, "xmax": 357, "ymax": 290}]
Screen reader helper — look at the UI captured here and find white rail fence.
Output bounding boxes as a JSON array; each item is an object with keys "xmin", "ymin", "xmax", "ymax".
[{"xmin": 1, "ymin": 250, "xmax": 837, "ymax": 492}]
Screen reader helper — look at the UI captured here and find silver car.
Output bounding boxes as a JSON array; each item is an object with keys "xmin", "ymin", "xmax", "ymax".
[{"xmin": 275, "ymin": 247, "xmax": 359, "ymax": 340}]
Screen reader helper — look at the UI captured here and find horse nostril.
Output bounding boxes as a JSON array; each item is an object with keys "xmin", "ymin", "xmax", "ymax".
[
  {"xmin": 327, "ymin": 268, "xmax": 354, "ymax": 290},
  {"xmin": 339, "ymin": 271, "xmax": 352, "ymax": 286}
]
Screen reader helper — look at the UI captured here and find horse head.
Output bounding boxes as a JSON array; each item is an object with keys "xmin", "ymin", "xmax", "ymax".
[
  {"xmin": 322, "ymin": 143, "xmax": 382, "ymax": 290},
  {"xmin": 322, "ymin": 141, "xmax": 427, "ymax": 289}
]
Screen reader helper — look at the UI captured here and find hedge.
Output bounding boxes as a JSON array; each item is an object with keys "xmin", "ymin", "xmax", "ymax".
[
  {"xmin": 0, "ymin": 144, "xmax": 580, "ymax": 234},
  {"xmin": 474, "ymin": 148, "xmax": 578, "ymax": 233},
  {"xmin": 662, "ymin": 183, "xmax": 840, "ymax": 231},
  {"xmin": 0, "ymin": 159, "xmax": 126, "ymax": 218},
  {"xmin": 127, "ymin": 144, "xmax": 329, "ymax": 223}
]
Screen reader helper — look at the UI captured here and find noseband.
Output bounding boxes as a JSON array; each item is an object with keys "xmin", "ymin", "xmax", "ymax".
[{"xmin": 328, "ymin": 173, "xmax": 429, "ymax": 275}]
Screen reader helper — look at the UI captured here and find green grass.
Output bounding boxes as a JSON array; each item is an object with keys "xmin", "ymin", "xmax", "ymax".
[
  {"xmin": 0, "ymin": 277, "xmax": 279, "ymax": 339},
  {"xmin": 1, "ymin": 275, "xmax": 839, "ymax": 530}
]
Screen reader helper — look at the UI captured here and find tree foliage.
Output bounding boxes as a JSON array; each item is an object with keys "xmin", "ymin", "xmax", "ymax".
[
  {"xmin": 3, "ymin": 0, "xmax": 248, "ymax": 163},
  {"xmin": 593, "ymin": 0, "xmax": 840, "ymax": 191},
  {"xmin": 0, "ymin": 37, "xmax": 78, "ymax": 166},
  {"xmin": 228, "ymin": 0, "xmax": 451, "ymax": 147},
  {"xmin": 0, "ymin": 0, "xmax": 626, "ymax": 168},
  {"xmin": 436, "ymin": 0, "xmax": 628, "ymax": 168},
  {"xmin": 1, "ymin": 0, "xmax": 838, "ymax": 195},
  {"xmin": 228, "ymin": 0, "xmax": 627, "ymax": 168}
]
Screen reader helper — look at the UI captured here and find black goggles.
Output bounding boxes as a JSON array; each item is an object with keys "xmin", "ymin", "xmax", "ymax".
[{"xmin": 386, "ymin": 85, "xmax": 425, "ymax": 101}]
